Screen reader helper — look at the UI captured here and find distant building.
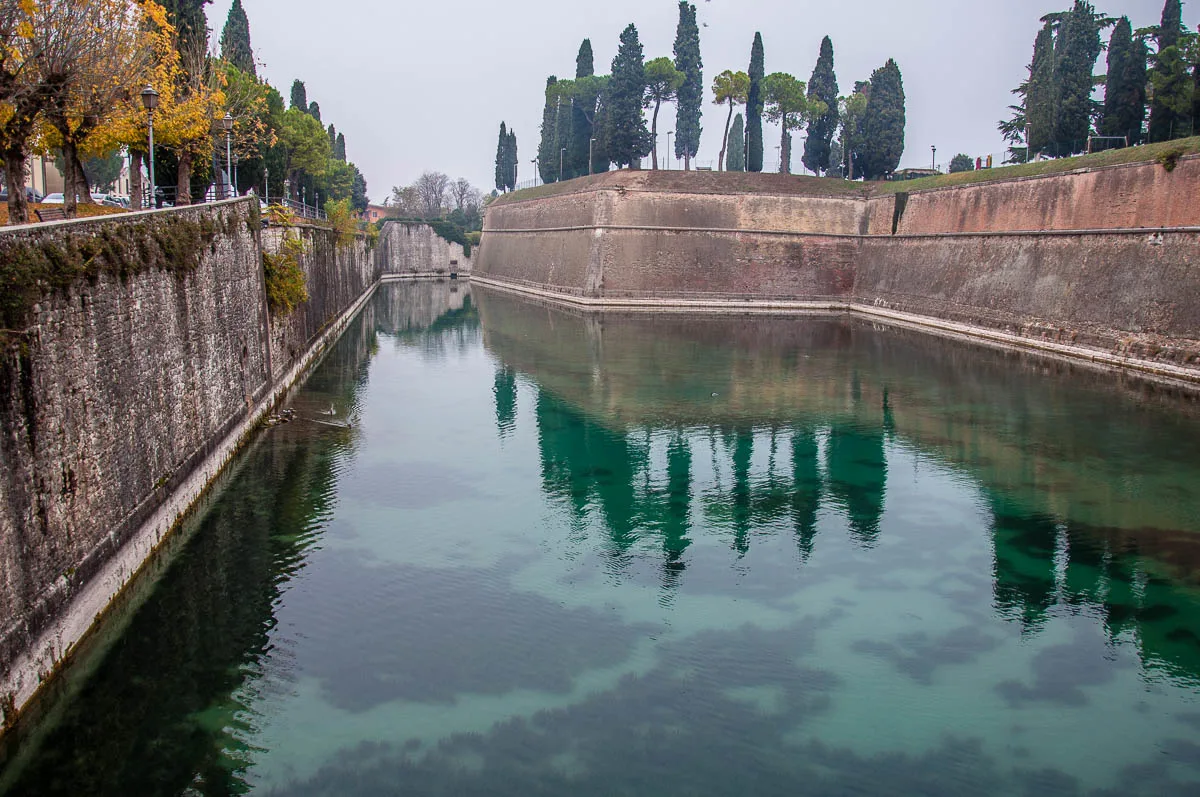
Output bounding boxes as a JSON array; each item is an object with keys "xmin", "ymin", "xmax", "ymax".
[{"xmin": 363, "ymin": 204, "xmax": 393, "ymax": 223}]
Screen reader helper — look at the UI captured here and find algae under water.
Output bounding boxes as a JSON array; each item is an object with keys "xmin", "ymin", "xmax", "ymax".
[{"xmin": 1, "ymin": 281, "xmax": 1199, "ymax": 796}]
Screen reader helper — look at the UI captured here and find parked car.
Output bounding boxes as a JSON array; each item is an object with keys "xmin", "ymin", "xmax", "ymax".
[
  {"xmin": 41, "ymin": 192, "xmax": 65, "ymax": 204},
  {"xmin": 0, "ymin": 187, "xmax": 44, "ymax": 203}
]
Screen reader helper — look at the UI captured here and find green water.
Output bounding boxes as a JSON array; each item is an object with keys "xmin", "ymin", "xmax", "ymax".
[{"xmin": 2, "ymin": 281, "xmax": 1200, "ymax": 796}]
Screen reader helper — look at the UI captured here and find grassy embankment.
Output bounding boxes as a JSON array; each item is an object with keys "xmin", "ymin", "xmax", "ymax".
[
  {"xmin": 0, "ymin": 203, "xmax": 127, "ymax": 226},
  {"xmin": 497, "ymin": 137, "xmax": 1200, "ymax": 204}
]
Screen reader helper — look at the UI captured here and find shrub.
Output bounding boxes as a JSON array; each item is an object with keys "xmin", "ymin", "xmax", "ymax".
[
  {"xmin": 324, "ymin": 198, "xmax": 356, "ymax": 248},
  {"xmin": 949, "ymin": 154, "xmax": 974, "ymax": 173},
  {"xmin": 263, "ymin": 232, "xmax": 309, "ymax": 315}
]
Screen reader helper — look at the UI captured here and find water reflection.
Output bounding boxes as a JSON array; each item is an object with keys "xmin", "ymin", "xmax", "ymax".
[{"xmin": 477, "ymin": 287, "xmax": 1200, "ymax": 689}]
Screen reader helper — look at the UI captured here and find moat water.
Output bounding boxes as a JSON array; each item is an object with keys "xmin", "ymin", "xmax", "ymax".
[{"xmin": 2, "ymin": 281, "xmax": 1199, "ymax": 796}]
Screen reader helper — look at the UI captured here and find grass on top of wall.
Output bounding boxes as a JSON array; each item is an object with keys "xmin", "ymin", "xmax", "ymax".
[
  {"xmin": 875, "ymin": 137, "xmax": 1200, "ymax": 194},
  {"xmin": 495, "ymin": 138, "xmax": 1200, "ymax": 205},
  {"xmin": 0, "ymin": 203, "xmax": 127, "ymax": 226}
]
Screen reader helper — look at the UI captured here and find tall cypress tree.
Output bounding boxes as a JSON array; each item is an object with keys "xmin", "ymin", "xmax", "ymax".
[
  {"xmin": 1150, "ymin": 0, "xmax": 1189, "ymax": 141},
  {"xmin": 290, "ymin": 80, "xmax": 308, "ymax": 112},
  {"xmin": 161, "ymin": 0, "xmax": 211, "ymax": 68},
  {"xmin": 857, "ymin": 59, "xmax": 905, "ymax": 180},
  {"xmin": 327, "ymin": 124, "xmax": 337, "ymax": 152},
  {"xmin": 727, "ymin": 113, "xmax": 745, "ymax": 171},
  {"xmin": 308, "ymin": 102, "xmax": 321, "ymax": 122},
  {"xmin": 335, "ymin": 133, "xmax": 347, "ymax": 162},
  {"xmin": 507, "ymin": 129, "xmax": 519, "ymax": 190},
  {"xmin": 802, "ymin": 36, "xmax": 839, "ymax": 175},
  {"xmin": 746, "ymin": 33, "xmax": 765, "ymax": 172},
  {"xmin": 220, "ymin": 0, "xmax": 255, "ymax": 75},
  {"xmin": 1052, "ymin": 1, "xmax": 1103, "ymax": 153},
  {"xmin": 496, "ymin": 122, "xmax": 510, "ymax": 192},
  {"xmin": 1026, "ymin": 23, "xmax": 1056, "ymax": 153},
  {"xmin": 1100, "ymin": 17, "xmax": 1147, "ymax": 143},
  {"xmin": 673, "ymin": 2, "xmax": 703, "ymax": 169},
  {"xmin": 567, "ymin": 40, "xmax": 597, "ymax": 179},
  {"xmin": 537, "ymin": 77, "xmax": 561, "ymax": 183},
  {"xmin": 605, "ymin": 24, "xmax": 652, "ymax": 168}
]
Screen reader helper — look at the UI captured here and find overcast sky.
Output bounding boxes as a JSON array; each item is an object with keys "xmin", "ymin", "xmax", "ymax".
[{"xmin": 207, "ymin": 0, "xmax": 1193, "ymax": 202}]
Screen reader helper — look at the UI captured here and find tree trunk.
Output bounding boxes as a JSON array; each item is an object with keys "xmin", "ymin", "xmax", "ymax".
[
  {"xmin": 4, "ymin": 145, "xmax": 28, "ymax": 224},
  {"xmin": 176, "ymin": 151, "xmax": 192, "ymax": 206},
  {"xmin": 130, "ymin": 151, "xmax": 144, "ymax": 211},
  {"xmin": 61, "ymin": 140, "xmax": 88, "ymax": 217},
  {"xmin": 779, "ymin": 121, "xmax": 790, "ymax": 174},
  {"xmin": 683, "ymin": 154, "xmax": 691, "ymax": 171},
  {"xmin": 70, "ymin": 143, "xmax": 93, "ymax": 205},
  {"xmin": 719, "ymin": 100, "xmax": 734, "ymax": 172},
  {"xmin": 651, "ymin": 99, "xmax": 661, "ymax": 170}
]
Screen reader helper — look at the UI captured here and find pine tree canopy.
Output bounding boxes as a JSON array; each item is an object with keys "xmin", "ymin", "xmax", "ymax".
[
  {"xmin": 673, "ymin": 2, "xmax": 704, "ymax": 165},
  {"xmin": 606, "ymin": 24, "xmax": 653, "ymax": 168},
  {"xmin": 220, "ymin": 0, "xmax": 255, "ymax": 75},
  {"xmin": 746, "ymin": 32, "xmax": 765, "ymax": 172},
  {"xmin": 802, "ymin": 36, "xmax": 840, "ymax": 175}
]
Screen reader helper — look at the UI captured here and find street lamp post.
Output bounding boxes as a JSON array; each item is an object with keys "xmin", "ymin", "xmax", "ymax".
[
  {"xmin": 666, "ymin": 132, "xmax": 674, "ymax": 170},
  {"xmin": 264, "ymin": 166, "xmax": 269, "ymax": 205},
  {"xmin": 589, "ymin": 138, "xmax": 596, "ymax": 176},
  {"xmin": 931, "ymin": 145, "xmax": 937, "ymax": 172},
  {"xmin": 232, "ymin": 153, "xmax": 239, "ymax": 195},
  {"xmin": 140, "ymin": 85, "xmax": 159, "ymax": 208},
  {"xmin": 531, "ymin": 158, "xmax": 538, "ymax": 187},
  {"xmin": 222, "ymin": 112, "xmax": 234, "ymax": 199},
  {"xmin": 560, "ymin": 147, "xmax": 566, "ymax": 182}
]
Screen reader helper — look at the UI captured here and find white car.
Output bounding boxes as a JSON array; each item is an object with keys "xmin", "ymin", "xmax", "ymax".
[{"xmin": 42, "ymin": 193, "xmax": 65, "ymax": 204}]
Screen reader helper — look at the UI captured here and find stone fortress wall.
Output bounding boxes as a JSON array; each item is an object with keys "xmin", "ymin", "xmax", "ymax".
[
  {"xmin": 0, "ymin": 201, "xmax": 470, "ymax": 726},
  {"xmin": 474, "ymin": 158, "xmax": 1200, "ymax": 385}
]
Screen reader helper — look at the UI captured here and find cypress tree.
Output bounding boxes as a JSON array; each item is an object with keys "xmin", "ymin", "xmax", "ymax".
[
  {"xmin": 537, "ymin": 77, "xmax": 561, "ymax": 183},
  {"xmin": 495, "ymin": 122, "xmax": 509, "ymax": 192},
  {"xmin": 1100, "ymin": 18, "xmax": 1147, "ymax": 144},
  {"xmin": 746, "ymin": 33, "xmax": 765, "ymax": 173},
  {"xmin": 220, "ymin": 0, "xmax": 255, "ymax": 75},
  {"xmin": 1159, "ymin": 0, "xmax": 1182, "ymax": 51},
  {"xmin": 802, "ymin": 36, "xmax": 839, "ymax": 175},
  {"xmin": 1150, "ymin": 0, "xmax": 1189, "ymax": 141},
  {"xmin": 327, "ymin": 123, "xmax": 337, "ymax": 152},
  {"xmin": 567, "ymin": 40, "xmax": 596, "ymax": 180},
  {"xmin": 308, "ymin": 101, "xmax": 322, "ymax": 122},
  {"xmin": 1052, "ymin": 1, "xmax": 1103, "ymax": 154},
  {"xmin": 336, "ymin": 133, "xmax": 347, "ymax": 162},
  {"xmin": 508, "ymin": 129, "xmax": 519, "ymax": 190},
  {"xmin": 605, "ymin": 24, "xmax": 653, "ymax": 168},
  {"xmin": 857, "ymin": 59, "xmax": 905, "ymax": 180},
  {"xmin": 290, "ymin": 80, "xmax": 307, "ymax": 112},
  {"xmin": 673, "ymin": 2, "xmax": 703, "ymax": 169},
  {"xmin": 577, "ymin": 39, "xmax": 594, "ymax": 78},
  {"xmin": 1026, "ymin": 23, "xmax": 1056, "ymax": 154},
  {"xmin": 160, "ymin": 0, "xmax": 210, "ymax": 72},
  {"xmin": 727, "ymin": 113, "xmax": 746, "ymax": 171}
]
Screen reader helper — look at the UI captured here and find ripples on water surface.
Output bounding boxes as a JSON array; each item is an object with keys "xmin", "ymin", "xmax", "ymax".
[{"xmin": 2, "ymin": 281, "xmax": 1199, "ymax": 796}]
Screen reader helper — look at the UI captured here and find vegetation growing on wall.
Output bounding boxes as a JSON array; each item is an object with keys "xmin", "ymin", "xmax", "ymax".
[
  {"xmin": 0, "ymin": 212, "xmax": 221, "ymax": 341},
  {"xmin": 262, "ymin": 232, "xmax": 309, "ymax": 315}
]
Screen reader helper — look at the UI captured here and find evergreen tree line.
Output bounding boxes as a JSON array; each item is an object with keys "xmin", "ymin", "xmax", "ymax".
[
  {"xmin": 1001, "ymin": 0, "xmax": 1200, "ymax": 161},
  {"xmin": 517, "ymin": 3, "xmax": 906, "ymax": 185},
  {"xmin": 220, "ymin": 0, "xmax": 368, "ymax": 212}
]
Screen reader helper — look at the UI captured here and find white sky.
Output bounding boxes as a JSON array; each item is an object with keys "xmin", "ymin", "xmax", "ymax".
[{"xmin": 207, "ymin": 0, "xmax": 1194, "ymax": 202}]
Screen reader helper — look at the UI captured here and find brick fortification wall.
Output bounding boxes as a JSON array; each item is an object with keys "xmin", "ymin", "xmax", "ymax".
[
  {"xmin": 0, "ymin": 201, "xmax": 461, "ymax": 724},
  {"xmin": 475, "ymin": 158, "xmax": 1200, "ymax": 379}
]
